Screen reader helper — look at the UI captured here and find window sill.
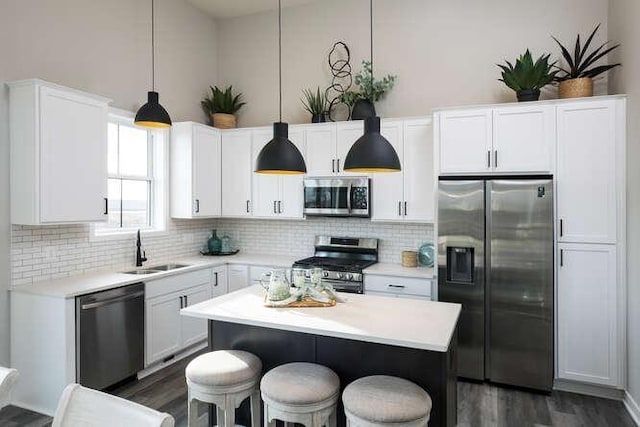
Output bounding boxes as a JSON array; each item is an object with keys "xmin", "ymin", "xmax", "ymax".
[{"xmin": 89, "ymin": 226, "xmax": 169, "ymax": 242}]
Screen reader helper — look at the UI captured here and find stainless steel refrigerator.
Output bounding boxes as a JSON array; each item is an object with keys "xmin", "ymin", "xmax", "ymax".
[{"xmin": 437, "ymin": 177, "xmax": 554, "ymax": 391}]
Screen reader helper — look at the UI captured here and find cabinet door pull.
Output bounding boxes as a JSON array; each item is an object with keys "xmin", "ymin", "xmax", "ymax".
[
  {"xmin": 195, "ymin": 199, "xmax": 200, "ymax": 213},
  {"xmin": 184, "ymin": 295, "xmax": 188, "ymax": 306},
  {"xmin": 560, "ymin": 219, "xmax": 564, "ymax": 237},
  {"xmin": 332, "ymin": 159, "xmax": 335, "ymax": 173},
  {"xmin": 103, "ymin": 198, "xmax": 108, "ymax": 215},
  {"xmin": 494, "ymin": 150, "xmax": 498, "ymax": 168},
  {"xmin": 337, "ymin": 159, "xmax": 340, "ymax": 173},
  {"xmin": 278, "ymin": 201, "xmax": 282, "ymax": 214},
  {"xmin": 179, "ymin": 296, "xmax": 184, "ymax": 308},
  {"xmin": 398, "ymin": 201, "xmax": 402, "ymax": 216},
  {"xmin": 214, "ymin": 272, "xmax": 218, "ymax": 287},
  {"xmin": 404, "ymin": 201, "xmax": 407, "ymax": 216},
  {"xmin": 273, "ymin": 201, "xmax": 277, "ymax": 214},
  {"xmin": 246, "ymin": 200, "xmax": 250, "ymax": 213},
  {"xmin": 560, "ymin": 249, "xmax": 564, "ymax": 267},
  {"xmin": 388, "ymin": 284, "xmax": 405, "ymax": 289},
  {"xmin": 487, "ymin": 150, "xmax": 491, "ymax": 168}
]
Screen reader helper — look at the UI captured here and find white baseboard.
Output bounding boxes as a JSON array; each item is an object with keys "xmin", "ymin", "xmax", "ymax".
[
  {"xmin": 138, "ymin": 342, "xmax": 207, "ymax": 379},
  {"xmin": 624, "ymin": 391, "xmax": 640, "ymax": 426},
  {"xmin": 553, "ymin": 379, "xmax": 625, "ymax": 400}
]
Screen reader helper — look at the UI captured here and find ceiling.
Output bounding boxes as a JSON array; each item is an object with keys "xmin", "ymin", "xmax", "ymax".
[{"xmin": 186, "ymin": 0, "xmax": 318, "ymax": 19}]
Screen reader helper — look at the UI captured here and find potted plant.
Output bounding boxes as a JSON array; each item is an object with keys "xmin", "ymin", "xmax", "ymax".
[
  {"xmin": 301, "ymin": 87, "xmax": 328, "ymax": 123},
  {"xmin": 552, "ymin": 24, "xmax": 621, "ymax": 99},
  {"xmin": 497, "ymin": 49, "xmax": 558, "ymax": 102},
  {"xmin": 341, "ymin": 61, "xmax": 397, "ymax": 120},
  {"xmin": 201, "ymin": 85, "xmax": 246, "ymax": 129}
]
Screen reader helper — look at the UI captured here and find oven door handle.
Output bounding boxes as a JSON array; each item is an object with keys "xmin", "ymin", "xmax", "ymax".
[{"xmin": 347, "ymin": 183, "xmax": 352, "ymax": 213}]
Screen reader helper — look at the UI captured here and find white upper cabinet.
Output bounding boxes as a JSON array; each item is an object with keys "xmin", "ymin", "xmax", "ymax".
[
  {"xmin": 171, "ymin": 122, "xmax": 221, "ymax": 218},
  {"xmin": 492, "ymin": 105, "xmax": 555, "ymax": 173},
  {"xmin": 9, "ymin": 79, "xmax": 111, "ymax": 225},
  {"xmin": 305, "ymin": 123, "xmax": 337, "ymax": 176},
  {"xmin": 221, "ymin": 130, "xmax": 253, "ymax": 217},
  {"xmin": 438, "ymin": 109, "xmax": 492, "ymax": 174},
  {"xmin": 438, "ymin": 105, "xmax": 555, "ymax": 174},
  {"xmin": 251, "ymin": 128, "xmax": 305, "ymax": 219},
  {"xmin": 371, "ymin": 118, "xmax": 434, "ymax": 223},
  {"xmin": 557, "ymin": 100, "xmax": 618, "ymax": 244},
  {"xmin": 335, "ymin": 121, "xmax": 363, "ymax": 175}
]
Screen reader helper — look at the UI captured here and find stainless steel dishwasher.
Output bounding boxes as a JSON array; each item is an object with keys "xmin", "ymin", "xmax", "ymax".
[{"xmin": 76, "ymin": 283, "xmax": 145, "ymax": 390}]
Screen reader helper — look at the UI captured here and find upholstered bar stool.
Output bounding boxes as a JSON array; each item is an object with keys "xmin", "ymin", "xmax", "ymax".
[
  {"xmin": 342, "ymin": 376, "xmax": 432, "ymax": 427},
  {"xmin": 261, "ymin": 362, "xmax": 340, "ymax": 427},
  {"xmin": 185, "ymin": 350, "xmax": 262, "ymax": 427}
]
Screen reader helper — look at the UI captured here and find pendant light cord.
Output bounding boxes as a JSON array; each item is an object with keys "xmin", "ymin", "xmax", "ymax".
[
  {"xmin": 151, "ymin": 0, "xmax": 155, "ymax": 91},
  {"xmin": 278, "ymin": 0, "xmax": 282, "ymax": 122},
  {"xmin": 370, "ymin": 0, "xmax": 374, "ymax": 81}
]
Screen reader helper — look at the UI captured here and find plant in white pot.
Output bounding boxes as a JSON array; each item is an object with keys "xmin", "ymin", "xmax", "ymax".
[
  {"xmin": 201, "ymin": 85, "xmax": 246, "ymax": 129},
  {"xmin": 552, "ymin": 24, "xmax": 621, "ymax": 99}
]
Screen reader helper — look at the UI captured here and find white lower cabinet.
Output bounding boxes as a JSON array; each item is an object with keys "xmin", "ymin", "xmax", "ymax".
[
  {"xmin": 364, "ymin": 274, "xmax": 432, "ymax": 300},
  {"xmin": 557, "ymin": 243, "xmax": 620, "ymax": 387},
  {"xmin": 212, "ymin": 265, "xmax": 228, "ymax": 297},
  {"xmin": 145, "ymin": 269, "xmax": 213, "ymax": 366},
  {"xmin": 228, "ymin": 264, "xmax": 250, "ymax": 293}
]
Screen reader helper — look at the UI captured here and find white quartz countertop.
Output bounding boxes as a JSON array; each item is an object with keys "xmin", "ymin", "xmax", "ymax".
[
  {"xmin": 10, "ymin": 253, "xmax": 297, "ymax": 298},
  {"xmin": 181, "ymin": 285, "xmax": 460, "ymax": 352},
  {"xmin": 363, "ymin": 263, "xmax": 434, "ymax": 279}
]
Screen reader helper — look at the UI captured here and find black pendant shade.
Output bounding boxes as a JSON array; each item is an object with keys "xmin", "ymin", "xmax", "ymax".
[
  {"xmin": 255, "ymin": 122, "xmax": 306, "ymax": 174},
  {"xmin": 135, "ymin": 91, "xmax": 172, "ymax": 129},
  {"xmin": 343, "ymin": 116, "xmax": 401, "ymax": 172}
]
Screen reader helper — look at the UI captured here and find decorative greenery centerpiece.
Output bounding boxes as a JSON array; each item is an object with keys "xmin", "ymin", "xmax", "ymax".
[
  {"xmin": 552, "ymin": 24, "xmax": 621, "ymax": 98},
  {"xmin": 301, "ymin": 87, "xmax": 328, "ymax": 123},
  {"xmin": 340, "ymin": 61, "xmax": 397, "ymax": 120},
  {"xmin": 497, "ymin": 50, "xmax": 558, "ymax": 102},
  {"xmin": 201, "ymin": 85, "xmax": 246, "ymax": 129}
]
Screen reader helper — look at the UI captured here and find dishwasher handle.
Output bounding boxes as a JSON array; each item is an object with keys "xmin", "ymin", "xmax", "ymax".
[{"xmin": 80, "ymin": 290, "xmax": 145, "ymax": 310}]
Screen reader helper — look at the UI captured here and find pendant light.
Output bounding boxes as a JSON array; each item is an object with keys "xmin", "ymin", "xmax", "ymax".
[
  {"xmin": 343, "ymin": 0, "xmax": 400, "ymax": 173},
  {"xmin": 255, "ymin": 0, "xmax": 306, "ymax": 174},
  {"xmin": 135, "ymin": 0, "xmax": 172, "ymax": 129}
]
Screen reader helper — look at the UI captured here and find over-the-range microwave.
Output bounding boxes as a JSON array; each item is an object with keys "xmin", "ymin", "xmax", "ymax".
[{"xmin": 303, "ymin": 177, "xmax": 370, "ymax": 217}]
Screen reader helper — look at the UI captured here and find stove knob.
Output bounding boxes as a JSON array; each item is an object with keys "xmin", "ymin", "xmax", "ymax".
[
  {"xmin": 336, "ymin": 272, "xmax": 343, "ymax": 279},
  {"xmin": 322, "ymin": 271, "xmax": 329, "ymax": 278},
  {"xmin": 345, "ymin": 273, "xmax": 353, "ymax": 281}
]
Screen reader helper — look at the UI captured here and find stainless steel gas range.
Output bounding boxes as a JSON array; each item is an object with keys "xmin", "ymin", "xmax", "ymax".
[{"xmin": 292, "ymin": 236, "xmax": 378, "ymax": 294}]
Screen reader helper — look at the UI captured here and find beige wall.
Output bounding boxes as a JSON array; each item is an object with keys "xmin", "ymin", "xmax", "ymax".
[
  {"xmin": 217, "ymin": 0, "xmax": 609, "ymax": 127},
  {"xmin": 0, "ymin": 0, "xmax": 218, "ymax": 366},
  {"xmin": 609, "ymin": 0, "xmax": 640, "ymax": 413}
]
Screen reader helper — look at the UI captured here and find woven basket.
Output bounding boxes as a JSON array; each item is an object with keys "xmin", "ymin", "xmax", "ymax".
[
  {"xmin": 211, "ymin": 113, "xmax": 237, "ymax": 129},
  {"xmin": 558, "ymin": 77, "xmax": 593, "ymax": 99},
  {"xmin": 402, "ymin": 251, "xmax": 418, "ymax": 268}
]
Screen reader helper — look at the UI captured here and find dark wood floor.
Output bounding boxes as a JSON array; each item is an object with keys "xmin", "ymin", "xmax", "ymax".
[{"xmin": 0, "ymin": 351, "xmax": 635, "ymax": 427}]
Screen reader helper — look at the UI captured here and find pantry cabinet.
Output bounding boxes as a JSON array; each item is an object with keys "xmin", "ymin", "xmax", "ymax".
[
  {"xmin": 8, "ymin": 79, "xmax": 111, "ymax": 225},
  {"xmin": 371, "ymin": 119, "xmax": 434, "ymax": 222},
  {"xmin": 221, "ymin": 130, "xmax": 253, "ymax": 217},
  {"xmin": 252, "ymin": 128, "xmax": 306, "ymax": 219},
  {"xmin": 171, "ymin": 122, "xmax": 221, "ymax": 218}
]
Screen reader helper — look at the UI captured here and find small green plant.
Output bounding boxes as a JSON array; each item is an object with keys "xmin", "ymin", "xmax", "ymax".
[
  {"xmin": 498, "ymin": 49, "xmax": 558, "ymax": 92},
  {"xmin": 201, "ymin": 85, "xmax": 246, "ymax": 115},
  {"xmin": 341, "ymin": 61, "xmax": 397, "ymax": 106},
  {"xmin": 301, "ymin": 87, "xmax": 328, "ymax": 116},
  {"xmin": 552, "ymin": 24, "xmax": 621, "ymax": 81}
]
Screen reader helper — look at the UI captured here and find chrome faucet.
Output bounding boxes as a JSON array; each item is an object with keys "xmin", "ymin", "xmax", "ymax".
[{"xmin": 136, "ymin": 229, "xmax": 147, "ymax": 267}]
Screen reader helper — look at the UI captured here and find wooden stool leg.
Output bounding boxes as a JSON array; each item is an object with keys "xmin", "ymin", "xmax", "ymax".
[
  {"xmin": 188, "ymin": 391, "xmax": 199, "ymax": 427},
  {"xmin": 250, "ymin": 390, "xmax": 261, "ymax": 427},
  {"xmin": 216, "ymin": 406, "xmax": 225, "ymax": 427}
]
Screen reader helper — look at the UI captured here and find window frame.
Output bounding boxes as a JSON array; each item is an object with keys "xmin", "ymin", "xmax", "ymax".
[{"xmin": 92, "ymin": 108, "xmax": 168, "ymax": 240}]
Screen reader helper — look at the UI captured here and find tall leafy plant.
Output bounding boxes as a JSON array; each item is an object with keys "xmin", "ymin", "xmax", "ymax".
[
  {"xmin": 341, "ymin": 61, "xmax": 397, "ymax": 106},
  {"xmin": 552, "ymin": 24, "xmax": 621, "ymax": 81},
  {"xmin": 201, "ymin": 85, "xmax": 246, "ymax": 115},
  {"xmin": 498, "ymin": 50, "xmax": 558, "ymax": 92}
]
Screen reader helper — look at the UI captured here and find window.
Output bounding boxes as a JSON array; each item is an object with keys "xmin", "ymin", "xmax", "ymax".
[{"xmin": 95, "ymin": 110, "xmax": 166, "ymax": 236}]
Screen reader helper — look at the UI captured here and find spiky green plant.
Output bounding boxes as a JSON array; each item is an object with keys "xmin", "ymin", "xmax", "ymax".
[
  {"xmin": 340, "ymin": 61, "xmax": 397, "ymax": 106},
  {"xmin": 301, "ymin": 87, "xmax": 328, "ymax": 115},
  {"xmin": 201, "ymin": 86, "xmax": 246, "ymax": 115},
  {"xmin": 552, "ymin": 24, "xmax": 621, "ymax": 81},
  {"xmin": 498, "ymin": 50, "xmax": 558, "ymax": 92}
]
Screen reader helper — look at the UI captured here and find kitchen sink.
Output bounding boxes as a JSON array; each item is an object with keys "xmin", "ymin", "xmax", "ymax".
[
  {"xmin": 122, "ymin": 269, "xmax": 162, "ymax": 275},
  {"xmin": 148, "ymin": 263, "xmax": 191, "ymax": 271}
]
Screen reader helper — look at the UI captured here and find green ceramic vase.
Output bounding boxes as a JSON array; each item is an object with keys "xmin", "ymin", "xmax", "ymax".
[{"xmin": 208, "ymin": 230, "xmax": 222, "ymax": 254}]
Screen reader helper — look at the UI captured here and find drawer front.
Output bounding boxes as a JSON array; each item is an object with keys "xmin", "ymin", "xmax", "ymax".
[
  {"xmin": 145, "ymin": 268, "xmax": 212, "ymax": 299},
  {"xmin": 364, "ymin": 275, "xmax": 432, "ymax": 297}
]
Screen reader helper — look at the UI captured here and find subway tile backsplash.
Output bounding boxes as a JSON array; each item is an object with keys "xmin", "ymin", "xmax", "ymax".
[{"xmin": 11, "ymin": 218, "xmax": 433, "ymax": 287}]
